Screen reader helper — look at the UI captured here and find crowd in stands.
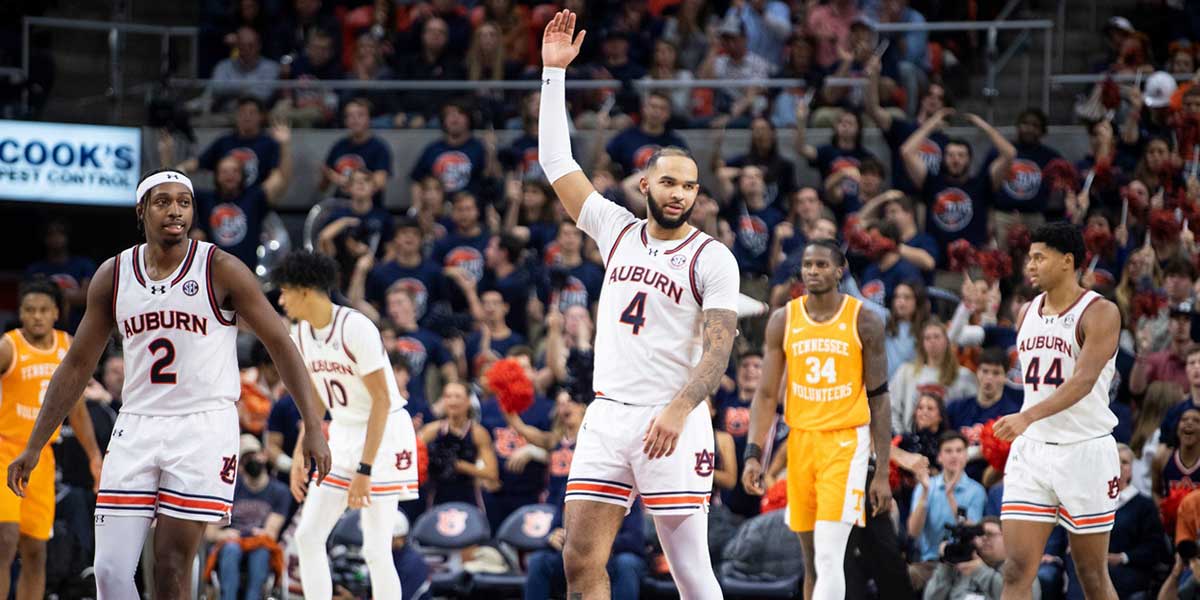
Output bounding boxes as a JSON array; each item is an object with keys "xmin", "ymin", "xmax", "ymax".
[{"xmin": 15, "ymin": 0, "xmax": 1200, "ymax": 598}]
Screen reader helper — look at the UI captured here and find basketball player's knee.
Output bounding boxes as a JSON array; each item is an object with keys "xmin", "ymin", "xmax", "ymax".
[
  {"xmin": 294, "ymin": 518, "xmax": 323, "ymax": 550},
  {"xmin": 1002, "ymin": 554, "xmax": 1037, "ymax": 584},
  {"xmin": 17, "ymin": 537, "xmax": 46, "ymax": 567},
  {"xmin": 93, "ymin": 559, "xmax": 131, "ymax": 588},
  {"xmin": 0, "ymin": 526, "xmax": 18, "ymax": 562},
  {"xmin": 360, "ymin": 532, "xmax": 391, "ymax": 566},
  {"xmin": 153, "ymin": 547, "xmax": 191, "ymax": 587},
  {"xmin": 563, "ymin": 536, "xmax": 605, "ymax": 580},
  {"xmin": 1072, "ymin": 553, "xmax": 1111, "ymax": 590},
  {"xmin": 813, "ymin": 546, "xmax": 844, "ymax": 579}
]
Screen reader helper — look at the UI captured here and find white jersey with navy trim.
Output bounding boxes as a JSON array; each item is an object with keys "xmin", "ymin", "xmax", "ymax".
[
  {"xmin": 575, "ymin": 192, "xmax": 740, "ymax": 407},
  {"xmin": 114, "ymin": 240, "xmax": 240, "ymax": 416},
  {"xmin": 1016, "ymin": 290, "xmax": 1118, "ymax": 444},
  {"xmin": 292, "ymin": 304, "xmax": 408, "ymax": 426}
]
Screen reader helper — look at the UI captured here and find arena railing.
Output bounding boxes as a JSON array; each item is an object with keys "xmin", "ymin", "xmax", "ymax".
[
  {"xmin": 164, "ymin": 18, "xmax": 1053, "ymax": 120},
  {"xmin": 20, "ymin": 16, "xmax": 199, "ymax": 120}
]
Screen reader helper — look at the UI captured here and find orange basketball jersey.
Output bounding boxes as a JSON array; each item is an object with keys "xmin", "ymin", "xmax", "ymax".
[
  {"xmin": 0, "ymin": 329, "xmax": 69, "ymax": 445},
  {"xmin": 783, "ymin": 295, "xmax": 869, "ymax": 431}
]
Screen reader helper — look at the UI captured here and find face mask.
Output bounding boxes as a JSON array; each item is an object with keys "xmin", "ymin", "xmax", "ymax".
[{"xmin": 243, "ymin": 459, "xmax": 265, "ymax": 478}]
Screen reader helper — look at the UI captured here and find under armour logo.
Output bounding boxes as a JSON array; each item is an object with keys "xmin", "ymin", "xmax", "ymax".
[
  {"xmin": 648, "ymin": 249, "xmax": 660, "ymax": 256},
  {"xmin": 544, "ymin": 78, "xmax": 551, "ymax": 85},
  {"xmin": 95, "ymin": 515, "xmax": 105, "ymax": 525},
  {"xmin": 115, "ymin": 429, "xmax": 124, "ymax": 438},
  {"xmin": 151, "ymin": 285, "xmax": 166, "ymax": 295},
  {"xmin": 165, "ymin": 173, "xmax": 179, "ymax": 180}
]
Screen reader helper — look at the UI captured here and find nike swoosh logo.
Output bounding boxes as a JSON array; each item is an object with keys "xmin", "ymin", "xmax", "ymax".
[
  {"xmin": 838, "ymin": 441, "xmax": 853, "ymax": 448},
  {"xmin": 791, "ymin": 328, "xmax": 805, "ymax": 335}
]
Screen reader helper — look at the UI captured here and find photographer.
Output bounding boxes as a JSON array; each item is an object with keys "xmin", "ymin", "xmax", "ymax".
[
  {"xmin": 1159, "ymin": 538, "xmax": 1200, "ymax": 600},
  {"xmin": 908, "ymin": 431, "xmax": 987, "ymax": 591},
  {"xmin": 924, "ymin": 516, "xmax": 1042, "ymax": 600}
]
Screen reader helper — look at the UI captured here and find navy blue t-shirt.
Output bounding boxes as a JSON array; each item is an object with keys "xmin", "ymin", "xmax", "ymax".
[
  {"xmin": 921, "ymin": 169, "xmax": 994, "ymax": 260},
  {"xmin": 25, "ymin": 255, "xmax": 96, "ymax": 333},
  {"xmin": 810, "ymin": 144, "xmax": 877, "ymax": 181},
  {"xmin": 431, "ymin": 230, "xmax": 490, "ymax": 284},
  {"xmin": 988, "ymin": 142, "xmax": 1063, "ymax": 213},
  {"xmin": 539, "ymin": 261, "xmax": 605, "ymax": 311},
  {"xmin": 198, "ymin": 132, "xmax": 280, "ymax": 187},
  {"xmin": 481, "ymin": 266, "xmax": 534, "ymax": 335},
  {"xmin": 604, "ymin": 127, "xmax": 688, "ymax": 176},
  {"xmin": 465, "ymin": 330, "xmax": 528, "ymax": 378},
  {"xmin": 325, "ymin": 135, "xmax": 393, "ymax": 201},
  {"xmin": 326, "ymin": 204, "xmax": 395, "ymax": 254},
  {"xmin": 393, "ymin": 328, "xmax": 453, "ymax": 422},
  {"xmin": 479, "ymin": 395, "xmax": 553, "ymax": 496},
  {"xmin": 266, "ymin": 395, "xmax": 303, "ymax": 462},
  {"xmin": 946, "ymin": 388, "xmax": 1025, "ymax": 436},
  {"xmin": 883, "ymin": 118, "xmax": 947, "ymax": 194},
  {"xmin": 195, "ymin": 185, "xmax": 269, "ymax": 269},
  {"xmin": 545, "ymin": 437, "xmax": 576, "ymax": 508},
  {"xmin": 732, "ymin": 203, "xmax": 784, "ymax": 277},
  {"xmin": 715, "ymin": 389, "xmax": 761, "ymax": 517},
  {"xmin": 409, "ymin": 137, "xmax": 487, "ymax": 194},
  {"xmin": 501, "ymin": 133, "xmax": 542, "ymax": 181},
  {"xmin": 366, "ymin": 259, "xmax": 444, "ymax": 321},
  {"xmin": 229, "ymin": 478, "xmax": 291, "ymax": 536},
  {"xmin": 904, "ymin": 232, "xmax": 941, "ymax": 283},
  {"xmin": 859, "ymin": 258, "xmax": 924, "ymax": 307}
]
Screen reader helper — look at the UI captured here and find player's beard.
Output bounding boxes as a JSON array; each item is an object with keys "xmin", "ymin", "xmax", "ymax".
[{"xmin": 645, "ymin": 188, "xmax": 695, "ymax": 230}]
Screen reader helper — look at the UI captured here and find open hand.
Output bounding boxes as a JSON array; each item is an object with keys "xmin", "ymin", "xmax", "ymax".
[
  {"xmin": 643, "ymin": 403, "xmax": 688, "ymax": 459},
  {"xmin": 993, "ymin": 412, "xmax": 1031, "ymax": 441},
  {"xmin": 542, "ymin": 10, "xmax": 587, "ymax": 69}
]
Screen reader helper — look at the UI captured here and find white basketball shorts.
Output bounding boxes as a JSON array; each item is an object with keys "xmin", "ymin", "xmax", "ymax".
[
  {"xmin": 1001, "ymin": 434, "xmax": 1120, "ymax": 534},
  {"xmin": 311, "ymin": 409, "xmax": 420, "ymax": 500}
]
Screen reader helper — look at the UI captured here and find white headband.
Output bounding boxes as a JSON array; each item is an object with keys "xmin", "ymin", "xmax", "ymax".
[{"xmin": 136, "ymin": 171, "xmax": 194, "ymax": 202}]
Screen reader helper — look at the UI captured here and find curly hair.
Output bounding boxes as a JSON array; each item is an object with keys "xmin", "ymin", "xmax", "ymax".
[
  {"xmin": 269, "ymin": 250, "xmax": 339, "ymax": 293},
  {"xmin": 1031, "ymin": 221, "xmax": 1086, "ymax": 270}
]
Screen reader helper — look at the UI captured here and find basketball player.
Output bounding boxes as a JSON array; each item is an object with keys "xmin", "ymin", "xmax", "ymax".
[
  {"xmin": 741, "ymin": 240, "xmax": 893, "ymax": 600},
  {"xmin": 0, "ymin": 279, "xmax": 103, "ymax": 600},
  {"xmin": 993, "ymin": 222, "xmax": 1122, "ymax": 600},
  {"xmin": 273, "ymin": 250, "xmax": 419, "ymax": 600},
  {"xmin": 539, "ymin": 11, "xmax": 739, "ymax": 599},
  {"xmin": 6, "ymin": 169, "xmax": 332, "ymax": 600}
]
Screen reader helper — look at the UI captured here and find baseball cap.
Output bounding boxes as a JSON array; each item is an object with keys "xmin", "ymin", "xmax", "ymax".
[
  {"xmin": 1144, "ymin": 71, "xmax": 1179, "ymax": 108},
  {"xmin": 239, "ymin": 433, "xmax": 263, "ymax": 456},
  {"xmin": 1104, "ymin": 16, "xmax": 1135, "ymax": 34}
]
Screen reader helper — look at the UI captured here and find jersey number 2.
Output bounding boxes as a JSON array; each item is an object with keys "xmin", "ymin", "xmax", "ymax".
[
  {"xmin": 620, "ymin": 292, "xmax": 648, "ymax": 335},
  {"xmin": 1023, "ymin": 356, "xmax": 1064, "ymax": 392},
  {"xmin": 148, "ymin": 338, "xmax": 177, "ymax": 384}
]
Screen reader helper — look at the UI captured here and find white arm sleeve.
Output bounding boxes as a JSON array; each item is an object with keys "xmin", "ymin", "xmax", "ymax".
[
  {"xmin": 696, "ymin": 242, "xmax": 740, "ymax": 313},
  {"xmin": 538, "ymin": 67, "xmax": 582, "ymax": 183},
  {"xmin": 575, "ymin": 191, "xmax": 638, "ymax": 265},
  {"xmin": 344, "ymin": 311, "xmax": 390, "ymax": 377}
]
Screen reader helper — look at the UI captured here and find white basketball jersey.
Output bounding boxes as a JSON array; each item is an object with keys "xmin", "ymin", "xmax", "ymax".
[
  {"xmin": 1016, "ymin": 290, "xmax": 1118, "ymax": 443},
  {"xmin": 292, "ymin": 304, "xmax": 407, "ymax": 426},
  {"xmin": 114, "ymin": 240, "xmax": 240, "ymax": 416},
  {"xmin": 576, "ymin": 193, "xmax": 740, "ymax": 407}
]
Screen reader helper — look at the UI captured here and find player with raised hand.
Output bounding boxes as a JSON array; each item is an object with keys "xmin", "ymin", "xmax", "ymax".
[{"xmin": 539, "ymin": 10, "xmax": 739, "ymax": 600}]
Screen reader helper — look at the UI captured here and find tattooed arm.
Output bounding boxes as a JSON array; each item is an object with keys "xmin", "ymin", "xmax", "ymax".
[
  {"xmin": 859, "ymin": 305, "xmax": 894, "ymax": 516},
  {"xmin": 641, "ymin": 308, "xmax": 738, "ymax": 459}
]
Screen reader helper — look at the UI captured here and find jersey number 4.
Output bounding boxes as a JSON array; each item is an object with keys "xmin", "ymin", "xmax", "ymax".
[
  {"xmin": 1023, "ymin": 356, "xmax": 1064, "ymax": 391},
  {"xmin": 620, "ymin": 292, "xmax": 648, "ymax": 335},
  {"xmin": 148, "ymin": 338, "xmax": 177, "ymax": 384}
]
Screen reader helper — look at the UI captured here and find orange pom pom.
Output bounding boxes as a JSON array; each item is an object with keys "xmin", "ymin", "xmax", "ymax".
[
  {"xmin": 487, "ymin": 358, "xmax": 535, "ymax": 414},
  {"xmin": 416, "ymin": 436, "xmax": 429, "ymax": 485},
  {"xmin": 761, "ymin": 477, "xmax": 789, "ymax": 513},
  {"xmin": 979, "ymin": 418, "xmax": 1013, "ymax": 474}
]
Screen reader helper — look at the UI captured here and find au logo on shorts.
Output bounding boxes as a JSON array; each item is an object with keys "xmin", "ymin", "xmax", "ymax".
[
  {"xmin": 694, "ymin": 449, "xmax": 715, "ymax": 477},
  {"xmin": 1106, "ymin": 476, "xmax": 1120, "ymax": 499},
  {"xmin": 220, "ymin": 455, "xmax": 238, "ymax": 484},
  {"xmin": 395, "ymin": 450, "xmax": 413, "ymax": 471}
]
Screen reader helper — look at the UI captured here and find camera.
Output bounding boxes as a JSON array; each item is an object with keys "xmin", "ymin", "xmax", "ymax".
[{"xmin": 942, "ymin": 508, "xmax": 984, "ymax": 564}]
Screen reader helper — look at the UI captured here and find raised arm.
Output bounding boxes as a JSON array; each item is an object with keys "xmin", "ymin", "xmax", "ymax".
[
  {"xmin": 538, "ymin": 10, "xmax": 594, "ymax": 222},
  {"xmin": 900, "ymin": 108, "xmax": 951, "ymax": 190},
  {"xmin": 261, "ymin": 119, "xmax": 292, "ymax": 204},
  {"xmin": 859, "ymin": 306, "xmax": 893, "ymax": 516},
  {"xmin": 864, "ymin": 55, "xmax": 893, "ymax": 132},
  {"xmin": 965, "ymin": 112, "xmax": 1017, "ymax": 191},
  {"xmin": 8, "ymin": 259, "xmax": 115, "ymax": 496},
  {"xmin": 792, "ymin": 101, "xmax": 818, "ymax": 162},
  {"xmin": 213, "ymin": 250, "xmax": 331, "ymax": 480},
  {"xmin": 742, "ymin": 307, "xmax": 786, "ymax": 496},
  {"xmin": 994, "ymin": 299, "xmax": 1120, "ymax": 441}
]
